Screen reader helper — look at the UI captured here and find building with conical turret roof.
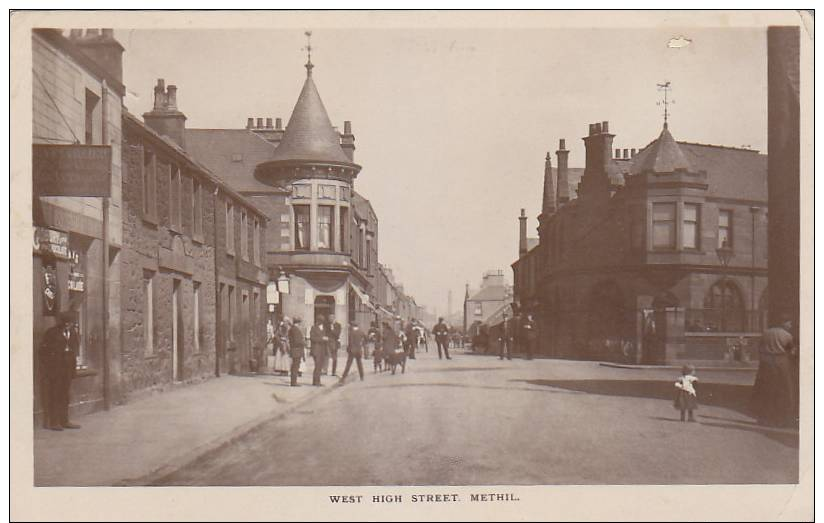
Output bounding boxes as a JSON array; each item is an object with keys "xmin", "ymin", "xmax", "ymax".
[
  {"xmin": 512, "ymin": 119, "xmax": 769, "ymax": 366},
  {"xmin": 184, "ymin": 45, "xmax": 423, "ymax": 346}
]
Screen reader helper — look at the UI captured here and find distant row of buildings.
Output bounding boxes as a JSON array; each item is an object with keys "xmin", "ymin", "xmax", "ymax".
[
  {"xmin": 510, "ymin": 118, "xmax": 769, "ymax": 365},
  {"xmin": 31, "ymin": 28, "xmax": 425, "ymax": 422}
]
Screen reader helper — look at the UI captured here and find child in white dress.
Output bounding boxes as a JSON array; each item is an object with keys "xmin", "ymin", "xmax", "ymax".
[{"xmin": 674, "ymin": 364, "xmax": 698, "ymax": 422}]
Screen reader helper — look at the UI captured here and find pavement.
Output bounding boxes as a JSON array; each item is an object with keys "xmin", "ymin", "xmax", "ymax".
[
  {"xmin": 155, "ymin": 348, "xmax": 799, "ymax": 486},
  {"xmin": 33, "ymin": 364, "xmax": 338, "ymax": 486}
]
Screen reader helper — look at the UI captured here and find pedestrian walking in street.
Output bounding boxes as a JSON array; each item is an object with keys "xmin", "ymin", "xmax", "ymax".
[
  {"xmin": 381, "ymin": 321, "xmax": 399, "ymax": 370},
  {"xmin": 39, "ymin": 310, "xmax": 81, "ymax": 431},
  {"xmin": 309, "ymin": 318, "xmax": 329, "ymax": 386},
  {"xmin": 751, "ymin": 315, "xmax": 796, "ymax": 427},
  {"xmin": 499, "ymin": 313, "xmax": 513, "ymax": 360},
  {"xmin": 273, "ymin": 317, "xmax": 291, "ymax": 375},
  {"xmin": 340, "ymin": 323, "xmax": 366, "ymax": 382},
  {"xmin": 404, "ymin": 320, "xmax": 417, "ymax": 360},
  {"xmin": 521, "ymin": 314, "xmax": 537, "ymax": 360},
  {"xmin": 433, "ymin": 317, "xmax": 452, "ymax": 360},
  {"xmin": 326, "ymin": 314, "xmax": 342, "ymax": 376},
  {"xmin": 674, "ymin": 364, "xmax": 698, "ymax": 422},
  {"xmin": 288, "ymin": 318, "xmax": 306, "ymax": 387}
]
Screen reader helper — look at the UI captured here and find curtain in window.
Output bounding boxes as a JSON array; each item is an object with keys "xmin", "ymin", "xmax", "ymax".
[{"xmin": 318, "ymin": 206, "xmax": 332, "ymax": 250}]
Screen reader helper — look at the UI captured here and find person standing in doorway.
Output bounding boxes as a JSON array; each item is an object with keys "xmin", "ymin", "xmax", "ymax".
[
  {"xmin": 309, "ymin": 318, "xmax": 328, "ymax": 386},
  {"xmin": 433, "ymin": 317, "xmax": 452, "ymax": 360},
  {"xmin": 751, "ymin": 315, "xmax": 796, "ymax": 427},
  {"xmin": 521, "ymin": 314, "xmax": 537, "ymax": 360},
  {"xmin": 287, "ymin": 318, "xmax": 306, "ymax": 387},
  {"xmin": 499, "ymin": 312, "xmax": 513, "ymax": 360},
  {"xmin": 39, "ymin": 311, "xmax": 81, "ymax": 430},
  {"xmin": 340, "ymin": 323, "xmax": 366, "ymax": 382}
]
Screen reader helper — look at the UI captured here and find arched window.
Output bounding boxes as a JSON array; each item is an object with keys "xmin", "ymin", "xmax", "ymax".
[{"xmin": 703, "ymin": 280, "xmax": 745, "ymax": 332}]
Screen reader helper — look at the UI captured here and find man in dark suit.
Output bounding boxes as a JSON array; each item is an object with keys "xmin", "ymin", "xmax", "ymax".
[
  {"xmin": 327, "ymin": 314, "xmax": 342, "ymax": 376},
  {"xmin": 287, "ymin": 318, "xmax": 306, "ymax": 387},
  {"xmin": 433, "ymin": 317, "xmax": 452, "ymax": 360},
  {"xmin": 499, "ymin": 312, "xmax": 513, "ymax": 360},
  {"xmin": 340, "ymin": 323, "xmax": 366, "ymax": 382},
  {"xmin": 309, "ymin": 318, "xmax": 329, "ymax": 386},
  {"xmin": 522, "ymin": 314, "xmax": 537, "ymax": 360},
  {"xmin": 40, "ymin": 311, "xmax": 81, "ymax": 430}
]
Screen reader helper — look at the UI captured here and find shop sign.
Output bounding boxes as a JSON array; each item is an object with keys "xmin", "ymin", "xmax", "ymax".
[
  {"xmin": 68, "ymin": 267, "xmax": 85, "ymax": 292},
  {"xmin": 34, "ymin": 227, "xmax": 72, "ymax": 260},
  {"xmin": 33, "ymin": 144, "xmax": 111, "ymax": 197},
  {"xmin": 42, "ymin": 263, "xmax": 59, "ymax": 315},
  {"xmin": 266, "ymin": 282, "xmax": 279, "ymax": 304}
]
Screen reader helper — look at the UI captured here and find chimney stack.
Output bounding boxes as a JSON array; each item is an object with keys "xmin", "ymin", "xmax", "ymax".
[
  {"xmin": 143, "ymin": 78, "xmax": 187, "ymax": 148},
  {"xmin": 70, "ymin": 28, "xmax": 125, "ymax": 84},
  {"xmin": 246, "ymin": 117, "xmax": 254, "ymax": 129},
  {"xmin": 256, "ymin": 117, "xmax": 264, "ymax": 129},
  {"xmin": 341, "ymin": 120, "xmax": 356, "ymax": 161},
  {"xmin": 580, "ymin": 120, "xmax": 615, "ymax": 198},
  {"xmin": 518, "ymin": 209, "xmax": 528, "ymax": 257},
  {"xmin": 556, "ymin": 138, "xmax": 571, "ymax": 205}
]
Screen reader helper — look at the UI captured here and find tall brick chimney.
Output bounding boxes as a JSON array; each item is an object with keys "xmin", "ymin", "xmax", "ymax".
[
  {"xmin": 143, "ymin": 78, "xmax": 187, "ymax": 148},
  {"xmin": 556, "ymin": 138, "xmax": 570, "ymax": 205},
  {"xmin": 579, "ymin": 120, "xmax": 614, "ymax": 198},
  {"xmin": 518, "ymin": 209, "xmax": 528, "ymax": 257},
  {"xmin": 340, "ymin": 120, "xmax": 355, "ymax": 161},
  {"xmin": 69, "ymin": 28, "xmax": 124, "ymax": 84}
]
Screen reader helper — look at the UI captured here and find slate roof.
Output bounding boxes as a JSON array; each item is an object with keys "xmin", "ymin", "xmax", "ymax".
[
  {"xmin": 630, "ymin": 125, "xmax": 693, "ymax": 175},
  {"xmin": 184, "ymin": 129, "xmax": 282, "ymax": 193},
  {"xmin": 267, "ymin": 70, "xmax": 354, "ymax": 166},
  {"xmin": 468, "ymin": 285, "xmax": 510, "ymax": 303}
]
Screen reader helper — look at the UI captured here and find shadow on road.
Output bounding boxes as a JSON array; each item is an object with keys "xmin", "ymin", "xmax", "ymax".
[
  {"xmin": 517, "ymin": 378, "xmax": 756, "ymax": 416},
  {"xmin": 361, "ymin": 382, "xmax": 582, "ymax": 395}
]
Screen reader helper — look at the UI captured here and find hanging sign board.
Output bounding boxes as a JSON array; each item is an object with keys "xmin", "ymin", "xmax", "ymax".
[
  {"xmin": 266, "ymin": 282, "xmax": 279, "ymax": 305},
  {"xmin": 34, "ymin": 227, "xmax": 71, "ymax": 259},
  {"xmin": 33, "ymin": 144, "xmax": 112, "ymax": 197}
]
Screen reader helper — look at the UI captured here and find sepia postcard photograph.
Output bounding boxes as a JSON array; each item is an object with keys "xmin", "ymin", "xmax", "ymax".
[{"xmin": 9, "ymin": 8, "xmax": 814, "ymax": 522}]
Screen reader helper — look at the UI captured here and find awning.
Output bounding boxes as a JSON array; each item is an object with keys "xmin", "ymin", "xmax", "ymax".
[{"xmin": 349, "ymin": 281, "xmax": 376, "ymax": 311}]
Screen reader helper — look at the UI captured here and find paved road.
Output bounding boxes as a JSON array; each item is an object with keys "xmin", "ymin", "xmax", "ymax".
[{"xmin": 158, "ymin": 349, "xmax": 798, "ymax": 486}]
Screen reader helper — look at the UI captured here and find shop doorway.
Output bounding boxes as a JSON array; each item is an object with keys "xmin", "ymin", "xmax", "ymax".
[{"xmin": 314, "ymin": 295, "xmax": 335, "ymax": 325}]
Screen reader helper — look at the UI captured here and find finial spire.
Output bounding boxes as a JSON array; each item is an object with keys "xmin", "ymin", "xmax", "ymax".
[
  {"xmin": 303, "ymin": 30, "xmax": 314, "ymax": 76},
  {"xmin": 657, "ymin": 81, "xmax": 674, "ymax": 129}
]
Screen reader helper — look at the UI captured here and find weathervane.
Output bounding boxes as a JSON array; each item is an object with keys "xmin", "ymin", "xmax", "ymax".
[
  {"xmin": 656, "ymin": 81, "xmax": 675, "ymax": 129},
  {"xmin": 303, "ymin": 30, "xmax": 314, "ymax": 75}
]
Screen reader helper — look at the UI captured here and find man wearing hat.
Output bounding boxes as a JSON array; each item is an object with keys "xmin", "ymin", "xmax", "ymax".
[
  {"xmin": 432, "ymin": 317, "xmax": 452, "ymax": 360},
  {"xmin": 39, "ymin": 311, "xmax": 81, "ymax": 430},
  {"xmin": 287, "ymin": 317, "xmax": 305, "ymax": 387}
]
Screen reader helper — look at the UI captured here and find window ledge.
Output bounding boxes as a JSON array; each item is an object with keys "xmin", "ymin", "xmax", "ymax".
[
  {"xmin": 142, "ymin": 214, "xmax": 158, "ymax": 227},
  {"xmin": 192, "ymin": 234, "xmax": 205, "ymax": 245},
  {"xmin": 226, "ymin": 250, "xmax": 235, "ymax": 258}
]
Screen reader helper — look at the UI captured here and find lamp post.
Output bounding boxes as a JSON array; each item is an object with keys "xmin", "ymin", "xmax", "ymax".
[
  {"xmin": 716, "ymin": 241, "xmax": 735, "ymax": 331},
  {"xmin": 266, "ymin": 267, "xmax": 291, "ymax": 326}
]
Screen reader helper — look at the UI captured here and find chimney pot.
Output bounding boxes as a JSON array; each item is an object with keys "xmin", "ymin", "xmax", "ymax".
[
  {"xmin": 275, "ymin": 117, "xmax": 283, "ymax": 130},
  {"xmin": 520, "ymin": 208, "xmax": 526, "ymax": 218},
  {"xmin": 256, "ymin": 118, "xmax": 263, "ymax": 128},
  {"xmin": 266, "ymin": 117, "xmax": 273, "ymax": 129},
  {"xmin": 559, "ymin": 138, "xmax": 566, "ymax": 150},
  {"xmin": 101, "ymin": 29, "xmax": 114, "ymax": 39},
  {"xmin": 344, "ymin": 120, "xmax": 352, "ymax": 134},
  {"xmin": 157, "ymin": 78, "xmax": 165, "ymax": 90},
  {"xmin": 623, "ymin": 148, "xmax": 629, "ymax": 159},
  {"xmin": 69, "ymin": 29, "xmax": 83, "ymax": 39},
  {"xmin": 247, "ymin": 117, "xmax": 254, "ymax": 129},
  {"xmin": 602, "ymin": 121, "xmax": 609, "ymax": 133},
  {"xmin": 631, "ymin": 148, "xmax": 637, "ymax": 157},
  {"xmin": 588, "ymin": 124, "xmax": 595, "ymax": 136},
  {"xmin": 615, "ymin": 148, "xmax": 621, "ymax": 159},
  {"xmin": 594, "ymin": 122, "xmax": 602, "ymax": 134},
  {"xmin": 86, "ymin": 29, "xmax": 100, "ymax": 37}
]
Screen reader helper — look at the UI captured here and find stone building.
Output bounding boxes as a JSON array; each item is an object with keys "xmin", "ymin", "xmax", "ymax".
[
  {"xmin": 464, "ymin": 270, "xmax": 514, "ymax": 328},
  {"xmin": 120, "ymin": 81, "xmax": 269, "ymax": 396},
  {"xmin": 32, "ymin": 28, "xmax": 125, "ymax": 421},
  {"xmin": 186, "ymin": 53, "xmax": 421, "ymax": 342},
  {"xmin": 513, "ymin": 120, "xmax": 768, "ymax": 365}
]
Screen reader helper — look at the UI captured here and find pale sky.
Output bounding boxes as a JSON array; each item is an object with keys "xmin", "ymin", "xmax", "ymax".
[{"xmin": 117, "ymin": 27, "xmax": 768, "ymax": 315}]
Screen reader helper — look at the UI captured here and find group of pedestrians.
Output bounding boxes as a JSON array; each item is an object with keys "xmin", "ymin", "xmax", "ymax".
[{"xmin": 494, "ymin": 312, "xmax": 537, "ymax": 361}]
